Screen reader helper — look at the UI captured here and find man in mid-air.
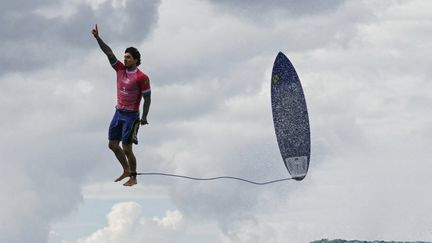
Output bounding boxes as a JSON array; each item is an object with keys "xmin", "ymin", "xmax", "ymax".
[{"xmin": 91, "ymin": 24, "xmax": 151, "ymax": 186}]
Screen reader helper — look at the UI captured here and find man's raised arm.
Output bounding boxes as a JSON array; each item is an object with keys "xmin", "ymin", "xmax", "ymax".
[{"xmin": 91, "ymin": 24, "xmax": 117, "ymax": 64}]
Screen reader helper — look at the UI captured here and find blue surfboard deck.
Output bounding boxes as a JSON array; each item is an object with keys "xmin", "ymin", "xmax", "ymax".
[{"xmin": 271, "ymin": 52, "xmax": 310, "ymax": 181}]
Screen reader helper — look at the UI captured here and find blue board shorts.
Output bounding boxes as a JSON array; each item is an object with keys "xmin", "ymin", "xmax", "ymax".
[{"xmin": 108, "ymin": 109, "xmax": 140, "ymax": 144}]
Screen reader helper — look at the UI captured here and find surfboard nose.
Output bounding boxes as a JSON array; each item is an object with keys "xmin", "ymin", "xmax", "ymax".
[{"xmin": 276, "ymin": 51, "xmax": 288, "ymax": 61}]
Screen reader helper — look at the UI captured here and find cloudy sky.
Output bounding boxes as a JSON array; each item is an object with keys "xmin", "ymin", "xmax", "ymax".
[{"xmin": 1, "ymin": 0, "xmax": 431, "ymax": 242}]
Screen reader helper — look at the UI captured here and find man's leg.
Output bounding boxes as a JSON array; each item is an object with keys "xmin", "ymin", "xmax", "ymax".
[
  {"xmin": 122, "ymin": 143, "xmax": 137, "ymax": 186},
  {"xmin": 108, "ymin": 140, "xmax": 130, "ymax": 182}
]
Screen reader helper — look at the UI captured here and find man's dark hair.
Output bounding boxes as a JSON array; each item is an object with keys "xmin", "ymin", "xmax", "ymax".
[{"xmin": 125, "ymin": 47, "xmax": 141, "ymax": 66}]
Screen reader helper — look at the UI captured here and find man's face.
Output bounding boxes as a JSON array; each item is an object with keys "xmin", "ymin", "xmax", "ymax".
[{"xmin": 124, "ymin": 53, "xmax": 137, "ymax": 68}]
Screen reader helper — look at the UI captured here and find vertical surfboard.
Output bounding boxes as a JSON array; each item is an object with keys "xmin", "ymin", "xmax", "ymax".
[{"xmin": 271, "ymin": 52, "xmax": 311, "ymax": 181}]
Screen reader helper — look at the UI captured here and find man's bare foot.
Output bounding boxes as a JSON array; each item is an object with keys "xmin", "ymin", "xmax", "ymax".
[
  {"xmin": 114, "ymin": 171, "xmax": 130, "ymax": 182},
  {"xmin": 123, "ymin": 178, "xmax": 137, "ymax": 186}
]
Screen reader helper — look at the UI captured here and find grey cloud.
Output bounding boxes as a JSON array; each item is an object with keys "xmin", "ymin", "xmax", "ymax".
[
  {"xmin": 208, "ymin": 0, "xmax": 346, "ymax": 18},
  {"xmin": 1, "ymin": 0, "xmax": 57, "ymax": 12},
  {"xmin": 0, "ymin": 0, "xmax": 160, "ymax": 74},
  {"xmin": 0, "ymin": 115, "xmax": 96, "ymax": 242},
  {"xmin": 0, "ymin": 138, "xmax": 85, "ymax": 243},
  {"xmin": 0, "ymin": 58, "xmax": 117, "ymax": 242}
]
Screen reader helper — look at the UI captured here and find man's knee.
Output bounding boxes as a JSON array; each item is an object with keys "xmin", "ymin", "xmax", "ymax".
[{"xmin": 108, "ymin": 141, "xmax": 121, "ymax": 152}]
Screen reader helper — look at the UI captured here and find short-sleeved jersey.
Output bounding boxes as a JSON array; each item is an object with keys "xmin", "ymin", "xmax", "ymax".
[{"xmin": 112, "ymin": 60, "xmax": 151, "ymax": 111}]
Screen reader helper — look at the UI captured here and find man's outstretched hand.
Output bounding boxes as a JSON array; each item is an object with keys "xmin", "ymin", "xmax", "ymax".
[{"xmin": 91, "ymin": 24, "xmax": 99, "ymax": 38}]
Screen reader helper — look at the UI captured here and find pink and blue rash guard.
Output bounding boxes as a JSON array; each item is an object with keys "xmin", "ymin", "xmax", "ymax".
[{"xmin": 112, "ymin": 60, "xmax": 151, "ymax": 111}]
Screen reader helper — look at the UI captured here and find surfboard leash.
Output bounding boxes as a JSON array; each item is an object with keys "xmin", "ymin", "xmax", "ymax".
[{"xmin": 136, "ymin": 172, "xmax": 293, "ymax": 185}]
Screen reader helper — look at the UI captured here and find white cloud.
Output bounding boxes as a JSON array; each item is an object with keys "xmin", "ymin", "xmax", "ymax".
[
  {"xmin": 74, "ymin": 202, "xmax": 221, "ymax": 243},
  {"xmin": 77, "ymin": 202, "xmax": 143, "ymax": 243}
]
